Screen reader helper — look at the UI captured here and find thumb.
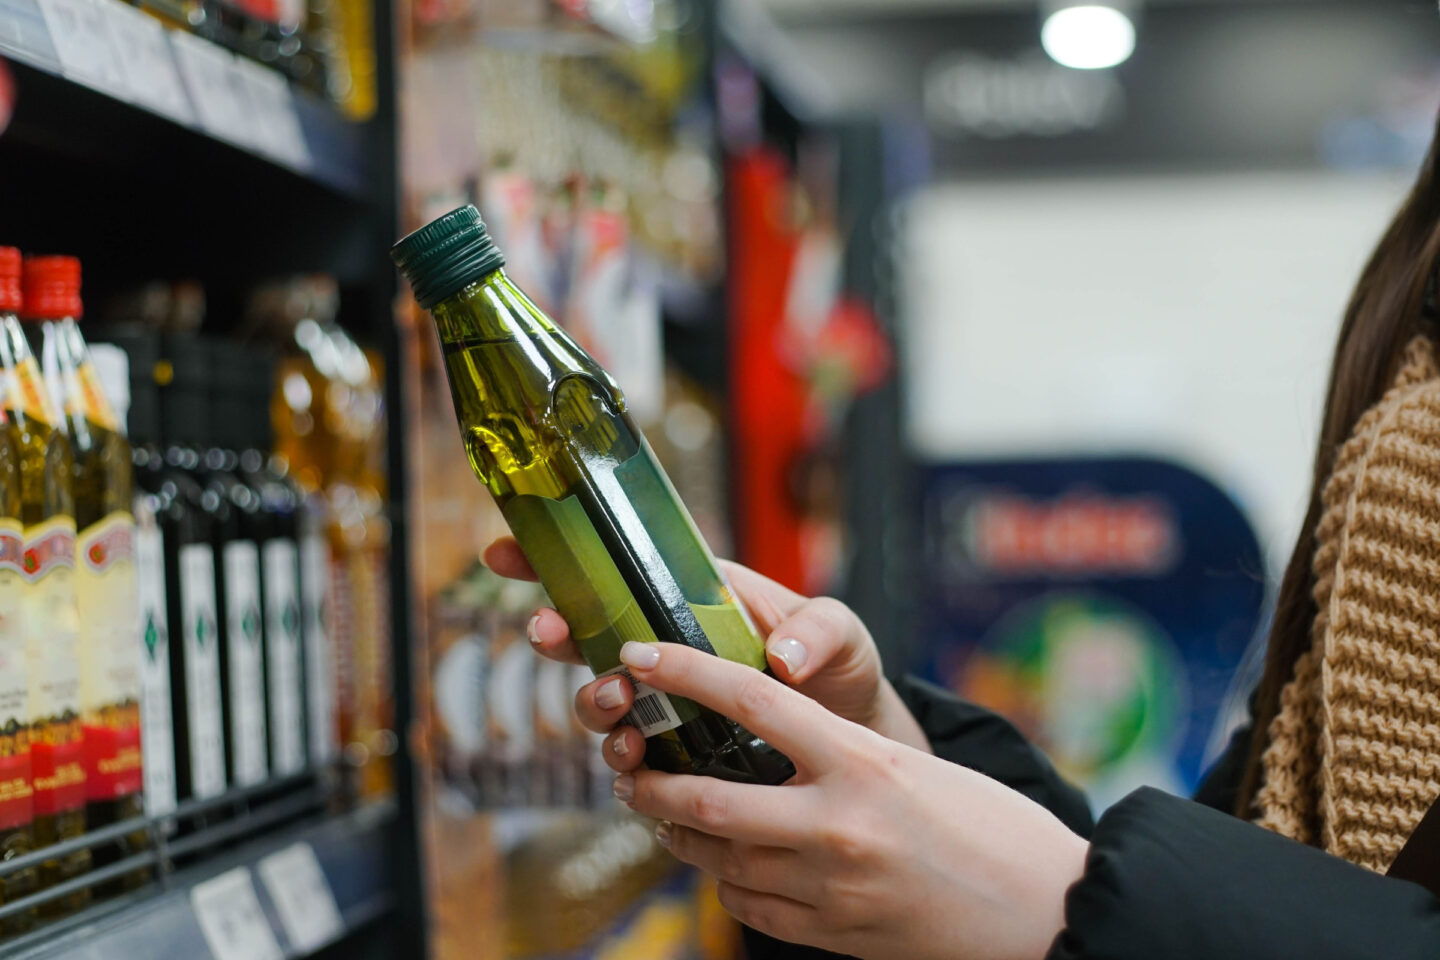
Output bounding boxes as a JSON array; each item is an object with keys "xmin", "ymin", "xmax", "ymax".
[{"xmin": 763, "ymin": 597, "xmax": 873, "ymax": 687}]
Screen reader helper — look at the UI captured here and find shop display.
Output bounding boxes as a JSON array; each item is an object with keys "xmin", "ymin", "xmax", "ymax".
[{"xmin": 394, "ymin": 206, "xmax": 793, "ymax": 786}]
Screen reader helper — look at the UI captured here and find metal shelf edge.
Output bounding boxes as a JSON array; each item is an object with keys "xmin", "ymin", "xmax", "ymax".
[{"xmin": 0, "ymin": 802, "xmax": 398, "ymax": 960}]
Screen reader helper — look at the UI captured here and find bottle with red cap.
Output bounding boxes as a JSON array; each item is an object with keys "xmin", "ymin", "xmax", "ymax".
[
  {"xmin": 27, "ymin": 256, "xmax": 147, "ymax": 893},
  {"xmin": 14, "ymin": 255, "xmax": 89, "ymax": 914},
  {"xmin": 0, "ymin": 248, "xmax": 39, "ymax": 932}
]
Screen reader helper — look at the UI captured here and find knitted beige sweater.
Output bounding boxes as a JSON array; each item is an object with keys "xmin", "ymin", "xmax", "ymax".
[{"xmin": 1258, "ymin": 336, "xmax": 1440, "ymax": 871}]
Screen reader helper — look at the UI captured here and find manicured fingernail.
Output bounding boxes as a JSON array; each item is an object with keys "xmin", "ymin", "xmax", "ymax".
[
  {"xmin": 770, "ymin": 637, "xmax": 808, "ymax": 676},
  {"xmin": 526, "ymin": 615, "xmax": 542, "ymax": 646},
  {"xmin": 613, "ymin": 774, "xmax": 635, "ymax": 804},
  {"xmin": 612, "ymin": 733, "xmax": 630, "ymax": 757},
  {"xmin": 620, "ymin": 641, "xmax": 660, "ymax": 670},
  {"xmin": 595, "ymin": 678, "xmax": 626, "ymax": 710},
  {"xmin": 655, "ymin": 820, "xmax": 673, "ymax": 849}
]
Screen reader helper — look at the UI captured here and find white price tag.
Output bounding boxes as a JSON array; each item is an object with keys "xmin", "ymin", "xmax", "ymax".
[
  {"xmin": 231, "ymin": 57, "xmax": 311, "ymax": 170},
  {"xmin": 191, "ymin": 867, "xmax": 284, "ymax": 960},
  {"xmin": 170, "ymin": 31, "xmax": 255, "ymax": 147},
  {"xmin": 36, "ymin": 0, "xmax": 128, "ymax": 94},
  {"xmin": 257, "ymin": 843, "xmax": 343, "ymax": 952},
  {"xmin": 100, "ymin": 0, "xmax": 194, "ymax": 123}
]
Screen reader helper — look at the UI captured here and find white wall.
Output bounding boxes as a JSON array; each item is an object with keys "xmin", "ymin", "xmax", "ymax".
[{"xmin": 901, "ymin": 171, "xmax": 1414, "ymax": 574}]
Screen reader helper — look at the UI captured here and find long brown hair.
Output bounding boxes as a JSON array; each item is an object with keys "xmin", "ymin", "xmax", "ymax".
[{"xmin": 1237, "ymin": 118, "xmax": 1440, "ymax": 813}]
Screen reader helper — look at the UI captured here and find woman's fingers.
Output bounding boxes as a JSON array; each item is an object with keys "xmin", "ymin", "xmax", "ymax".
[
  {"xmin": 617, "ymin": 768, "xmax": 809, "ymax": 847},
  {"xmin": 763, "ymin": 597, "xmax": 865, "ymax": 686},
  {"xmin": 617, "ymin": 640, "xmax": 850, "ymax": 768},
  {"xmin": 603, "ymin": 727, "xmax": 646, "ymax": 771},
  {"xmin": 714, "ymin": 881, "xmax": 818, "ymax": 948},
  {"xmin": 717, "ymin": 560, "xmax": 807, "ymax": 635},
  {"xmin": 574, "ymin": 673, "xmax": 634, "ymax": 733},
  {"xmin": 659, "ymin": 825, "xmax": 814, "ymax": 902},
  {"xmin": 524, "ymin": 608, "xmax": 585, "ymax": 666},
  {"xmin": 482, "ymin": 537, "xmax": 538, "ymax": 581}
]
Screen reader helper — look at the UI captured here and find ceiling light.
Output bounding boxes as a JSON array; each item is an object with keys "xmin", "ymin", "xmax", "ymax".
[{"xmin": 1041, "ymin": 5, "xmax": 1136, "ymax": 71}]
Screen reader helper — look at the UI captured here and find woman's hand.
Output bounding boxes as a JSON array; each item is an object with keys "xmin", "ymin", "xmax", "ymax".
[
  {"xmin": 610, "ymin": 640, "xmax": 1088, "ymax": 960},
  {"xmin": 481, "ymin": 537, "xmax": 930, "ymax": 768}
]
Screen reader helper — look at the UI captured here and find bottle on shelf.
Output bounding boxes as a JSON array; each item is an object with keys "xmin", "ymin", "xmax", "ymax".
[
  {"xmin": 255, "ymin": 342, "xmax": 338, "ymax": 774},
  {"xmin": 213, "ymin": 345, "xmax": 307, "ymax": 779},
  {"xmin": 392, "ymin": 207, "xmax": 794, "ymax": 786},
  {"xmin": 150, "ymin": 335, "xmax": 227, "ymax": 805},
  {"xmin": 30, "ymin": 260, "xmax": 147, "ymax": 891},
  {"xmin": 89, "ymin": 341, "xmax": 178, "ymax": 821},
  {"xmin": 168, "ymin": 338, "xmax": 269, "ymax": 793},
  {"xmin": 15, "ymin": 256, "xmax": 88, "ymax": 914},
  {"xmin": 0, "ymin": 248, "xmax": 38, "ymax": 932}
]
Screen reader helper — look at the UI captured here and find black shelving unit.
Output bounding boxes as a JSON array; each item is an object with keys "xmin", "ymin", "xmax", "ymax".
[{"xmin": 0, "ymin": 0, "xmax": 424, "ymax": 953}]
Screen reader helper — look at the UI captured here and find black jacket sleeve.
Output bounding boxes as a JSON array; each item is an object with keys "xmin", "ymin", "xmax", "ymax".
[{"xmin": 1049, "ymin": 787, "xmax": 1440, "ymax": 960}]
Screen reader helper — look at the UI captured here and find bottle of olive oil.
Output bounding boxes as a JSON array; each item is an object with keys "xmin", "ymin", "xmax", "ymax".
[
  {"xmin": 30, "ymin": 258, "xmax": 145, "ymax": 879},
  {"xmin": 0, "ymin": 248, "xmax": 38, "ymax": 931},
  {"xmin": 90, "ymin": 341, "xmax": 178, "ymax": 819},
  {"xmin": 177, "ymin": 340, "xmax": 269, "ymax": 790},
  {"xmin": 217, "ymin": 346, "xmax": 306, "ymax": 778},
  {"xmin": 15, "ymin": 256, "xmax": 89, "ymax": 913},
  {"xmin": 154, "ymin": 335, "xmax": 227, "ymax": 804},
  {"xmin": 392, "ymin": 207, "xmax": 794, "ymax": 785}
]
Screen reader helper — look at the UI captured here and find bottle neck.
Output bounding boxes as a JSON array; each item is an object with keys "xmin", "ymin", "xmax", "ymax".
[{"xmin": 431, "ymin": 268, "xmax": 555, "ymax": 346}]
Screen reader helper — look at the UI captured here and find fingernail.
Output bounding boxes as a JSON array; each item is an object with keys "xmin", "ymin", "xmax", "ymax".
[
  {"xmin": 620, "ymin": 641, "xmax": 660, "ymax": 670},
  {"xmin": 612, "ymin": 734, "xmax": 630, "ymax": 757},
  {"xmin": 595, "ymin": 678, "xmax": 626, "ymax": 710},
  {"xmin": 613, "ymin": 774, "xmax": 635, "ymax": 804},
  {"xmin": 770, "ymin": 637, "xmax": 808, "ymax": 675},
  {"xmin": 655, "ymin": 820, "xmax": 673, "ymax": 849},
  {"xmin": 526, "ymin": 615, "xmax": 542, "ymax": 646}
]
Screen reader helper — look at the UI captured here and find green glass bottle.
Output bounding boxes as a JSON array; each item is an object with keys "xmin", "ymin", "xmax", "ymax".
[{"xmin": 392, "ymin": 207, "xmax": 794, "ymax": 785}]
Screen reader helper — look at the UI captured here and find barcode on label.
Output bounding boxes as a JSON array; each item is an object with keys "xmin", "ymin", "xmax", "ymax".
[{"xmin": 601, "ymin": 665, "xmax": 682, "ymax": 737}]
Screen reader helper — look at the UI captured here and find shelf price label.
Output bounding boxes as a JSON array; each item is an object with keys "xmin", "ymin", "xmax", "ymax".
[
  {"xmin": 191, "ymin": 867, "xmax": 284, "ymax": 960},
  {"xmin": 36, "ymin": 0, "xmax": 128, "ymax": 94},
  {"xmin": 170, "ymin": 30, "xmax": 256, "ymax": 148},
  {"xmin": 99, "ymin": 0, "xmax": 194, "ymax": 124},
  {"xmin": 257, "ymin": 842, "xmax": 343, "ymax": 953},
  {"xmin": 232, "ymin": 57, "xmax": 312, "ymax": 171}
]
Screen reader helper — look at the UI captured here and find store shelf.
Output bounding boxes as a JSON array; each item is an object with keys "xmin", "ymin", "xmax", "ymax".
[
  {"xmin": 0, "ymin": 799, "xmax": 396, "ymax": 960},
  {"xmin": 0, "ymin": 0, "xmax": 369, "ymax": 199}
]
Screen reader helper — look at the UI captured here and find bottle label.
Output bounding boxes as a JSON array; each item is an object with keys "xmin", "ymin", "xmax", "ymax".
[
  {"xmin": 501, "ymin": 492, "xmax": 695, "ymax": 730},
  {"xmin": 74, "ymin": 359, "xmax": 119, "ymax": 433},
  {"xmin": 0, "ymin": 518, "xmax": 33, "ymax": 830},
  {"xmin": 599, "ymin": 664, "xmax": 683, "ymax": 738},
  {"xmin": 224, "ymin": 541, "xmax": 268, "ymax": 786},
  {"xmin": 78, "ymin": 511, "xmax": 143, "ymax": 800},
  {"xmin": 300, "ymin": 534, "xmax": 336, "ymax": 764},
  {"xmin": 262, "ymin": 539, "xmax": 305, "ymax": 776},
  {"xmin": 24, "ymin": 516, "xmax": 84, "ymax": 815},
  {"xmin": 136, "ymin": 520, "xmax": 176, "ymax": 816},
  {"xmin": 179, "ymin": 543, "xmax": 225, "ymax": 800},
  {"xmin": 8, "ymin": 357, "xmax": 54, "ymax": 427}
]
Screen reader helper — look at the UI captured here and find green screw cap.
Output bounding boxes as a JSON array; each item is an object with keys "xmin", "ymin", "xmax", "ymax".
[{"xmin": 390, "ymin": 205, "xmax": 507, "ymax": 310}]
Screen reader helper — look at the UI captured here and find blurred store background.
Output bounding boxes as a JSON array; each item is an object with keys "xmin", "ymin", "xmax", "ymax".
[{"xmin": 0, "ymin": 0, "xmax": 1437, "ymax": 957}]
